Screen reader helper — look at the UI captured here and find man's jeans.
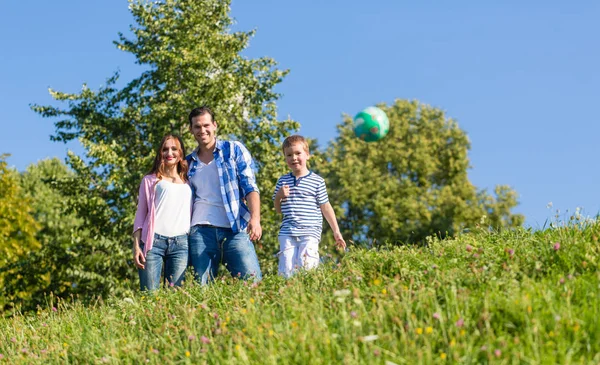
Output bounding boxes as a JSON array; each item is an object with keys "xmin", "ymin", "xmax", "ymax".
[
  {"xmin": 138, "ymin": 233, "xmax": 188, "ymax": 291},
  {"xmin": 189, "ymin": 225, "xmax": 262, "ymax": 284}
]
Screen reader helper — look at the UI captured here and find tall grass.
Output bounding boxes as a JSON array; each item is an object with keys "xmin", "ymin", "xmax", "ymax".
[{"xmin": 1, "ymin": 221, "xmax": 599, "ymax": 364}]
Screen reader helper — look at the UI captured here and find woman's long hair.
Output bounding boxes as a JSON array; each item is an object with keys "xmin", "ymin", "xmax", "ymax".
[{"xmin": 149, "ymin": 134, "xmax": 189, "ymax": 182}]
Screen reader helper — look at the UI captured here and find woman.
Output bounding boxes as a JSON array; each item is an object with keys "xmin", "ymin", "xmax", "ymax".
[{"xmin": 132, "ymin": 134, "xmax": 192, "ymax": 291}]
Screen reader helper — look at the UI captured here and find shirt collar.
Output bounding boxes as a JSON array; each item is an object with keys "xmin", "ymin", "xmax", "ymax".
[{"xmin": 191, "ymin": 138, "xmax": 223, "ymax": 160}]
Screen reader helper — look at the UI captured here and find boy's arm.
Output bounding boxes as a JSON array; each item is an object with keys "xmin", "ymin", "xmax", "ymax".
[
  {"xmin": 320, "ymin": 202, "xmax": 346, "ymax": 250},
  {"xmin": 273, "ymin": 184, "xmax": 289, "ymax": 214}
]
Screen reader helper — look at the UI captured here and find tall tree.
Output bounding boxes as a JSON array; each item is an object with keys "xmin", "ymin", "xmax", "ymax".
[
  {"xmin": 31, "ymin": 0, "xmax": 297, "ymax": 302},
  {"xmin": 316, "ymin": 99, "xmax": 524, "ymax": 246}
]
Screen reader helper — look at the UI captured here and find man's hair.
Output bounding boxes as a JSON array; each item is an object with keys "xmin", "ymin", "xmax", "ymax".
[
  {"xmin": 188, "ymin": 106, "xmax": 215, "ymax": 126},
  {"xmin": 282, "ymin": 135, "xmax": 309, "ymax": 154}
]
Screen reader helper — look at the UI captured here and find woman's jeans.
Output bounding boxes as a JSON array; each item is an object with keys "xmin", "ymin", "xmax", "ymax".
[
  {"xmin": 188, "ymin": 225, "xmax": 262, "ymax": 285},
  {"xmin": 138, "ymin": 233, "xmax": 188, "ymax": 291}
]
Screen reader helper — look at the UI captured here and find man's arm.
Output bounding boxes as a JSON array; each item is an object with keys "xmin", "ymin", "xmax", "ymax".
[{"xmin": 246, "ymin": 191, "xmax": 262, "ymax": 241}]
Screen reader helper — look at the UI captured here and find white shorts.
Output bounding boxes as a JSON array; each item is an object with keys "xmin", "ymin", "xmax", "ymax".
[{"xmin": 277, "ymin": 235, "xmax": 320, "ymax": 278}]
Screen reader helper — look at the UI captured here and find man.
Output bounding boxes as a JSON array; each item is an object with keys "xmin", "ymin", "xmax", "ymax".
[{"xmin": 186, "ymin": 106, "xmax": 262, "ymax": 284}]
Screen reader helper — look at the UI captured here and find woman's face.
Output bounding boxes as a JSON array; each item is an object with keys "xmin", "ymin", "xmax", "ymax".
[{"xmin": 162, "ymin": 138, "xmax": 181, "ymax": 167}]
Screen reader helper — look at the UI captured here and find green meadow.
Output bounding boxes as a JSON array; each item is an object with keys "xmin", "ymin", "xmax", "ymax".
[{"xmin": 1, "ymin": 221, "xmax": 599, "ymax": 364}]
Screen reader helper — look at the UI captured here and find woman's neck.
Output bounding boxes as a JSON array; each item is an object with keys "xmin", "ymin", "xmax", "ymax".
[{"xmin": 162, "ymin": 165, "xmax": 179, "ymax": 179}]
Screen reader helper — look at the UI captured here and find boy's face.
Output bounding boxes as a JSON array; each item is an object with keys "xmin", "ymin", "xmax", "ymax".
[
  {"xmin": 189, "ymin": 113, "xmax": 217, "ymax": 147},
  {"xmin": 284, "ymin": 142, "xmax": 309, "ymax": 175}
]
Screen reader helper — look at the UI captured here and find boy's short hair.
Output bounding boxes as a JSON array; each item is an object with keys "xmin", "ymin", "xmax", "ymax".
[{"xmin": 282, "ymin": 135, "xmax": 309, "ymax": 154}]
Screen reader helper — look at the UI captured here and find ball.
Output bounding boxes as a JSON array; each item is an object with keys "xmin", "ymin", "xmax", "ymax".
[{"xmin": 353, "ymin": 106, "xmax": 389, "ymax": 142}]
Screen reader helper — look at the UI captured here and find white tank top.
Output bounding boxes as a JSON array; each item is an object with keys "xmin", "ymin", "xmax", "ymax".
[
  {"xmin": 190, "ymin": 160, "xmax": 230, "ymax": 228},
  {"xmin": 154, "ymin": 180, "xmax": 192, "ymax": 237}
]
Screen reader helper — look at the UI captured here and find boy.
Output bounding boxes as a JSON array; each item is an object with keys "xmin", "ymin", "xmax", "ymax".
[{"xmin": 273, "ymin": 135, "xmax": 346, "ymax": 278}]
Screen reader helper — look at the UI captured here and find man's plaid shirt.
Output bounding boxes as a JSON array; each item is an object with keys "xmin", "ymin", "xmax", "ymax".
[{"xmin": 186, "ymin": 139, "xmax": 259, "ymax": 232}]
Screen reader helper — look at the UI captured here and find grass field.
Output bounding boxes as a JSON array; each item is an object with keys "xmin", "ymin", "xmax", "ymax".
[{"xmin": 1, "ymin": 221, "xmax": 599, "ymax": 364}]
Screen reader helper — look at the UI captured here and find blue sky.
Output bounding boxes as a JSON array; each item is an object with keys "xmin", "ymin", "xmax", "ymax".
[{"xmin": 1, "ymin": 1, "xmax": 598, "ymax": 227}]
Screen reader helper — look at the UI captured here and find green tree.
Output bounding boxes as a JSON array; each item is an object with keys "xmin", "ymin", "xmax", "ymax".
[
  {"xmin": 316, "ymin": 99, "xmax": 524, "ymax": 246},
  {"xmin": 0, "ymin": 158, "xmax": 108, "ymax": 313},
  {"xmin": 30, "ymin": 0, "xmax": 297, "ymax": 301},
  {"xmin": 0, "ymin": 155, "xmax": 40, "ymax": 312}
]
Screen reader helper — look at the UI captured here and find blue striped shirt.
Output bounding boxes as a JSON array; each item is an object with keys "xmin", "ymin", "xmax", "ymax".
[
  {"xmin": 186, "ymin": 140, "xmax": 259, "ymax": 232},
  {"xmin": 272, "ymin": 171, "xmax": 329, "ymax": 240}
]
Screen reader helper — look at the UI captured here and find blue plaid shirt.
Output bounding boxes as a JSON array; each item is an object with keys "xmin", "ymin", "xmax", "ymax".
[{"xmin": 186, "ymin": 139, "xmax": 259, "ymax": 232}]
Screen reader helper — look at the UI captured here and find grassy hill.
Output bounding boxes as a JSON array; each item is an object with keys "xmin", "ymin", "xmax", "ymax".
[{"xmin": 1, "ymin": 222, "xmax": 599, "ymax": 364}]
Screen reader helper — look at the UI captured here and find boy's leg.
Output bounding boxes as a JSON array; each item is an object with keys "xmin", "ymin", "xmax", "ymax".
[
  {"xmin": 138, "ymin": 237, "xmax": 167, "ymax": 291},
  {"xmin": 278, "ymin": 235, "xmax": 298, "ymax": 278},
  {"xmin": 188, "ymin": 225, "xmax": 220, "ymax": 285},
  {"xmin": 221, "ymin": 229, "xmax": 262, "ymax": 282},
  {"xmin": 296, "ymin": 236, "xmax": 320, "ymax": 271},
  {"xmin": 163, "ymin": 234, "xmax": 189, "ymax": 287}
]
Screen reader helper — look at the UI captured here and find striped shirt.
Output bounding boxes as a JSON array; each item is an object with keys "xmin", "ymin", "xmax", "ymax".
[
  {"xmin": 186, "ymin": 139, "xmax": 259, "ymax": 232},
  {"xmin": 272, "ymin": 171, "xmax": 329, "ymax": 240}
]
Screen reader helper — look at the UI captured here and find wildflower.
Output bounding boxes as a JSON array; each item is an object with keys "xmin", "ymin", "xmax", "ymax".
[
  {"xmin": 52, "ymin": 307, "xmax": 57, "ymax": 312},
  {"xmin": 480, "ymin": 345, "xmax": 487, "ymax": 351},
  {"xmin": 123, "ymin": 297, "xmax": 134, "ymax": 304},
  {"xmin": 188, "ymin": 335, "xmax": 196, "ymax": 341},
  {"xmin": 508, "ymin": 249, "xmax": 514, "ymax": 257},
  {"xmin": 185, "ymin": 351, "xmax": 190, "ymax": 357},
  {"xmin": 494, "ymin": 349, "xmax": 501, "ymax": 357},
  {"xmin": 373, "ymin": 349, "xmax": 380, "ymax": 356},
  {"xmin": 235, "ymin": 345, "xmax": 241, "ymax": 351},
  {"xmin": 381, "ymin": 289, "xmax": 387, "ymax": 295},
  {"xmin": 455, "ymin": 318, "xmax": 464, "ymax": 327},
  {"xmin": 568, "ymin": 274, "xmax": 574, "ymax": 280},
  {"xmin": 573, "ymin": 324, "xmax": 580, "ymax": 332},
  {"xmin": 350, "ymin": 311, "xmax": 358, "ymax": 318},
  {"xmin": 416, "ymin": 327, "xmax": 423, "ymax": 335},
  {"xmin": 527, "ymin": 306, "xmax": 532, "ymax": 314},
  {"xmin": 553, "ymin": 242, "xmax": 560, "ymax": 251},
  {"xmin": 360, "ymin": 335, "xmax": 379, "ymax": 342},
  {"xmin": 268, "ymin": 330, "xmax": 274, "ymax": 337},
  {"xmin": 0, "ymin": 354, "xmax": 4, "ymax": 359},
  {"xmin": 433, "ymin": 312, "xmax": 441, "ymax": 320},
  {"xmin": 460, "ymin": 329, "xmax": 466, "ymax": 336},
  {"xmin": 152, "ymin": 349, "xmax": 159, "ymax": 354},
  {"xmin": 63, "ymin": 343, "xmax": 68, "ymax": 348},
  {"xmin": 466, "ymin": 245, "xmax": 473, "ymax": 252},
  {"xmin": 373, "ymin": 279, "xmax": 381, "ymax": 286},
  {"xmin": 440, "ymin": 353, "xmax": 447, "ymax": 360},
  {"xmin": 249, "ymin": 298, "xmax": 255, "ymax": 304},
  {"xmin": 425, "ymin": 327, "xmax": 433, "ymax": 334},
  {"xmin": 333, "ymin": 289, "xmax": 351, "ymax": 297},
  {"xmin": 10, "ymin": 338, "xmax": 16, "ymax": 343},
  {"xmin": 200, "ymin": 336, "xmax": 210, "ymax": 344},
  {"xmin": 559, "ymin": 278, "xmax": 565, "ymax": 284}
]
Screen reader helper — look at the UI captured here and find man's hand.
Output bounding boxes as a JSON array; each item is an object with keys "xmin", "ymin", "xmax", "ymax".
[{"xmin": 247, "ymin": 218, "xmax": 262, "ymax": 241}]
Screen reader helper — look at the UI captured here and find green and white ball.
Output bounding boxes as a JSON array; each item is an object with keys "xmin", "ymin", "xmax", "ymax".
[{"xmin": 353, "ymin": 106, "xmax": 390, "ymax": 142}]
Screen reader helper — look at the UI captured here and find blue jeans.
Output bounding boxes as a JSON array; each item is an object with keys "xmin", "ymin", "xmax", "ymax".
[
  {"xmin": 138, "ymin": 233, "xmax": 188, "ymax": 291},
  {"xmin": 188, "ymin": 225, "xmax": 262, "ymax": 284}
]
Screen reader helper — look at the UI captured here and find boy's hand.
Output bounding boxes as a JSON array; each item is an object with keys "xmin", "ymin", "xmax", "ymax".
[
  {"xmin": 333, "ymin": 231, "xmax": 346, "ymax": 251},
  {"xmin": 276, "ymin": 184, "xmax": 290, "ymax": 200}
]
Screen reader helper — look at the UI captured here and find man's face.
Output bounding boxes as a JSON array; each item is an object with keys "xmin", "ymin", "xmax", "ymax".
[{"xmin": 189, "ymin": 113, "xmax": 217, "ymax": 146}]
